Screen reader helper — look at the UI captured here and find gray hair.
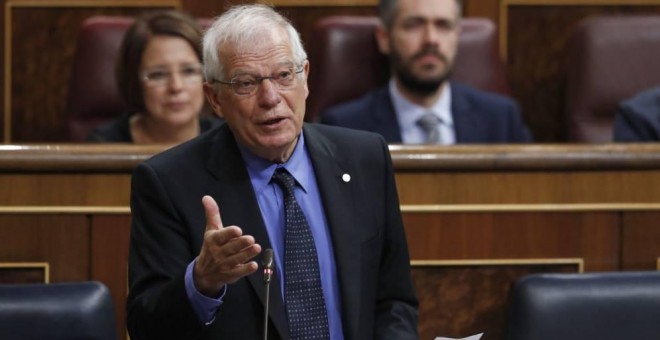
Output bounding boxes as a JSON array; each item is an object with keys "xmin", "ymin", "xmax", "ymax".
[
  {"xmin": 378, "ymin": 0, "xmax": 463, "ymax": 29},
  {"xmin": 202, "ymin": 4, "xmax": 307, "ymax": 87}
]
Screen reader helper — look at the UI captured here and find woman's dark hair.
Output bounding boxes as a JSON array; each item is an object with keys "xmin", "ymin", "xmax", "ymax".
[{"xmin": 116, "ymin": 10, "xmax": 202, "ymax": 113}]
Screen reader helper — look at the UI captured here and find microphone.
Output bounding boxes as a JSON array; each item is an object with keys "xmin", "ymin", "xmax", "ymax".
[
  {"xmin": 262, "ymin": 249, "xmax": 274, "ymax": 340},
  {"xmin": 263, "ymin": 248, "xmax": 274, "ymax": 284}
]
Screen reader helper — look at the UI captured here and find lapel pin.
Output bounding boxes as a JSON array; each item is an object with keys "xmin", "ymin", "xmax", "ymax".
[{"xmin": 342, "ymin": 173, "xmax": 351, "ymax": 183}]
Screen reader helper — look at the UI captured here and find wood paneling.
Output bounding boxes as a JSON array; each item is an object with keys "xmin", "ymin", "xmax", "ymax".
[
  {"xmin": 0, "ymin": 263, "xmax": 49, "ymax": 283},
  {"xmin": 392, "ymin": 144, "xmax": 660, "ymax": 204},
  {"xmin": 397, "ymin": 170, "xmax": 660, "ymax": 204},
  {"xmin": 0, "ymin": 215, "xmax": 89, "ymax": 282},
  {"xmin": 0, "ymin": 174, "xmax": 131, "ymax": 206},
  {"xmin": 465, "ymin": 0, "xmax": 500, "ymax": 21},
  {"xmin": 91, "ymin": 215, "xmax": 131, "ymax": 340},
  {"xmin": 621, "ymin": 212, "xmax": 660, "ymax": 270},
  {"xmin": 404, "ymin": 212, "xmax": 620, "ymax": 271}
]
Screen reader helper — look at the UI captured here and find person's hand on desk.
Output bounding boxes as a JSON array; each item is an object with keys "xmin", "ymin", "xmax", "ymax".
[{"xmin": 193, "ymin": 195, "xmax": 262, "ymax": 297}]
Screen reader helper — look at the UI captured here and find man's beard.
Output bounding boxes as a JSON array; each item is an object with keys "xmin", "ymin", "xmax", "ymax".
[{"xmin": 391, "ymin": 48, "xmax": 452, "ymax": 97}]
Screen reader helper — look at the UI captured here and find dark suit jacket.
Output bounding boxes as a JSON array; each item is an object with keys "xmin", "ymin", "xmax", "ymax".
[
  {"xmin": 321, "ymin": 82, "xmax": 532, "ymax": 143},
  {"xmin": 127, "ymin": 123, "xmax": 419, "ymax": 340},
  {"xmin": 613, "ymin": 86, "xmax": 660, "ymax": 142}
]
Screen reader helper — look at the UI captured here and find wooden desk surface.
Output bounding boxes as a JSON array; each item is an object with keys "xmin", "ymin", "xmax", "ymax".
[
  {"xmin": 2, "ymin": 143, "xmax": 660, "ymax": 171},
  {"xmin": 1, "ymin": 143, "xmax": 660, "ymax": 206}
]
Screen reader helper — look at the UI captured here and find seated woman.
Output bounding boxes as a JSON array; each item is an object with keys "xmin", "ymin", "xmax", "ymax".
[{"xmin": 87, "ymin": 10, "xmax": 221, "ymax": 143}]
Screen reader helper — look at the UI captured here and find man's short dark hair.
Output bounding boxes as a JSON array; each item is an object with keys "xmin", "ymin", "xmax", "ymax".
[{"xmin": 378, "ymin": 0, "xmax": 463, "ymax": 29}]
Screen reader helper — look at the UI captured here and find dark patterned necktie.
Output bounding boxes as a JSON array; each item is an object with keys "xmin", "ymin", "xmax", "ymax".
[
  {"xmin": 417, "ymin": 112, "xmax": 442, "ymax": 144},
  {"xmin": 271, "ymin": 168, "xmax": 330, "ymax": 340}
]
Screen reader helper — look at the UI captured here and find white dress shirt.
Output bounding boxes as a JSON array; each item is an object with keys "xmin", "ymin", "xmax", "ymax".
[{"xmin": 389, "ymin": 79, "xmax": 456, "ymax": 145}]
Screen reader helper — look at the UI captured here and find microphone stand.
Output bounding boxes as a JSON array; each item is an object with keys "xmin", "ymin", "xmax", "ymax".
[{"xmin": 262, "ymin": 249, "xmax": 274, "ymax": 340}]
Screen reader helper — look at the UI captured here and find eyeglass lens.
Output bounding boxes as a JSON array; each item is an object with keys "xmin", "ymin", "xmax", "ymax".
[
  {"xmin": 229, "ymin": 67, "xmax": 303, "ymax": 95},
  {"xmin": 143, "ymin": 65, "xmax": 203, "ymax": 86}
]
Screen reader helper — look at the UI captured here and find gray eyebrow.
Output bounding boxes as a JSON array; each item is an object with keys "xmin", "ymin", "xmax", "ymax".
[{"xmin": 229, "ymin": 61, "xmax": 296, "ymax": 78}]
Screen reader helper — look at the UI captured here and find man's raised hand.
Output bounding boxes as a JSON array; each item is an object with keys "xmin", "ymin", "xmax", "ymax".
[{"xmin": 193, "ymin": 195, "xmax": 261, "ymax": 297}]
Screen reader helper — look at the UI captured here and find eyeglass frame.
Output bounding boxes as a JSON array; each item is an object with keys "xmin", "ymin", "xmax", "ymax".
[
  {"xmin": 209, "ymin": 65, "xmax": 305, "ymax": 96},
  {"xmin": 141, "ymin": 63, "xmax": 204, "ymax": 87}
]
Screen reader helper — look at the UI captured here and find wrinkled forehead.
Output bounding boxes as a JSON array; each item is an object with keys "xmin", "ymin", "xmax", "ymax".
[
  {"xmin": 239, "ymin": 26, "xmax": 286, "ymax": 48},
  {"xmin": 395, "ymin": 0, "xmax": 460, "ymax": 22},
  {"xmin": 219, "ymin": 27, "xmax": 296, "ymax": 73}
]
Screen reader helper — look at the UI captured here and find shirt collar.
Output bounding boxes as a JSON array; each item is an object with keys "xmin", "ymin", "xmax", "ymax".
[
  {"xmin": 389, "ymin": 78, "xmax": 454, "ymax": 131},
  {"xmin": 237, "ymin": 131, "xmax": 311, "ymax": 195}
]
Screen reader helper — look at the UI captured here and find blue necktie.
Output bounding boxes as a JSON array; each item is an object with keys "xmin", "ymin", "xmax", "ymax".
[{"xmin": 271, "ymin": 168, "xmax": 330, "ymax": 340}]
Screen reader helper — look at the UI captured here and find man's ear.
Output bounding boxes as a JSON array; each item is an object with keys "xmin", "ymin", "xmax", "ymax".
[
  {"xmin": 302, "ymin": 59, "xmax": 310, "ymax": 80},
  {"xmin": 375, "ymin": 23, "xmax": 391, "ymax": 55},
  {"xmin": 203, "ymin": 83, "xmax": 224, "ymax": 119},
  {"xmin": 302, "ymin": 60, "xmax": 310, "ymax": 99}
]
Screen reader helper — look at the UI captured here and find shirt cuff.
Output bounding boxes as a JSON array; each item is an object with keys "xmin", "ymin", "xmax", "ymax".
[{"xmin": 184, "ymin": 258, "xmax": 226, "ymax": 325}]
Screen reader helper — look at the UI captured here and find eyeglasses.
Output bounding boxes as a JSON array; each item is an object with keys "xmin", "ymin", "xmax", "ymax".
[
  {"xmin": 141, "ymin": 64, "xmax": 203, "ymax": 87},
  {"xmin": 211, "ymin": 66, "xmax": 304, "ymax": 96}
]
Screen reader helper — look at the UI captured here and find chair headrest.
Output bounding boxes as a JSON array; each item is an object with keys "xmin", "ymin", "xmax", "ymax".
[{"xmin": 0, "ymin": 281, "xmax": 118, "ymax": 340}]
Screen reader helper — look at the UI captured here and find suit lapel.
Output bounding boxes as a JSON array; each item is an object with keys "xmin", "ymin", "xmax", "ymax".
[
  {"xmin": 303, "ymin": 125, "xmax": 362, "ymax": 340},
  {"xmin": 451, "ymin": 83, "xmax": 483, "ymax": 143},
  {"xmin": 205, "ymin": 125, "xmax": 289, "ymax": 339},
  {"xmin": 373, "ymin": 87, "xmax": 403, "ymax": 143}
]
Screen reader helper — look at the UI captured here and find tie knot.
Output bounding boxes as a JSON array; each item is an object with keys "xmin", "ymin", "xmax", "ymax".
[
  {"xmin": 271, "ymin": 168, "xmax": 296, "ymax": 195},
  {"xmin": 416, "ymin": 112, "xmax": 441, "ymax": 130},
  {"xmin": 416, "ymin": 112, "xmax": 442, "ymax": 144}
]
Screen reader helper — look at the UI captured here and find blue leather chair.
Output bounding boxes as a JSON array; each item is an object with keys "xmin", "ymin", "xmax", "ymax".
[
  {"xmin": 504, "ymin": 271, "xmax": 660, "ymax": 340},
  {"xmin": 0, "ymin": 281, "xmax": 118, "ymax": 340}
]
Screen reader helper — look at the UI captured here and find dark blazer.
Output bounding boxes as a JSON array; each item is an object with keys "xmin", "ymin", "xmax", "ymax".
[
  {"xmin": 321, "ymin": 82, "xmax": 532, "ymax": 143},
  {"xmin": 127, "ymin": 123, "xmax": 419, "ymax": 340},
  {"xmin": 86, "ymin": 113, "xmax": 223, "ymax": 142},
  {"xmin": 613, "ymin": 86, "xmax": 660, "ymax": 142}
]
